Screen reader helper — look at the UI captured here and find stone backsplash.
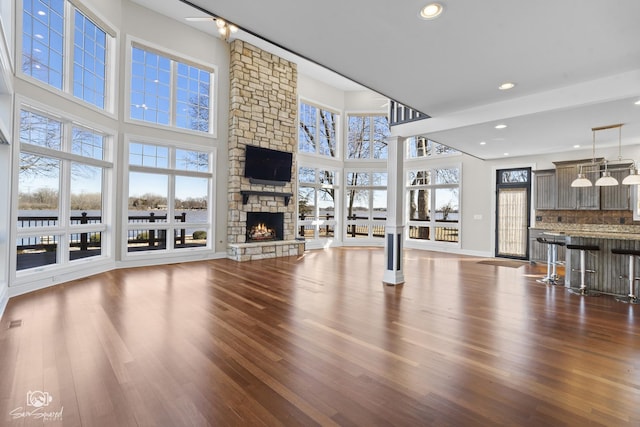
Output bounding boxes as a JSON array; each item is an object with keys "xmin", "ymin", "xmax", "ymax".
[{"xmin": 535, "ymin": 209, "xmax": 640, "ymax": 232}]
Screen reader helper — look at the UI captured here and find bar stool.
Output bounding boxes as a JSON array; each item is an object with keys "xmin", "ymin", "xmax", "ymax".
[
  {"xmin": 566, "ymin": 243, "xmax": 600, "ymax": 296},
  {"xmin": 611, "ymin": 248, "xmax": 640, "ymax": 304},
  {"xmin": 536, "ymin": 237, "xmax": 565, "ymax": 285}
]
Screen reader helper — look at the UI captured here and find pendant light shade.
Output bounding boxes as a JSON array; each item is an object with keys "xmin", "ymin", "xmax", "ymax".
[
  {"xmin": 595, "ymin": 169, "xmax": 618, "ymax": 186},
  {"xmin": 622, "ymin": 166, "xmax": 640, "ymax": 185},
  {"xmin": 571, "ymin": 173, "xmax": 593, "ymax": 187}
]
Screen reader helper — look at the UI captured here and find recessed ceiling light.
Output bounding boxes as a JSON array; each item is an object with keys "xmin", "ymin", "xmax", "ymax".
[
  {"xmin": 573, "ymin": 144, "xmax": 581, "ymax": 148},
  {"xmin": 480, "ymin": 141, "xmax": 486, "ymax": 145},
  {"xmin": 495, "ymin": 124, "xmax": 507, "ymax": 129},
  {"xmin": 503, "ymin": 153, "xmax": 509, "ymax": 156},
  {"xmin": 635, "ymin": 99, "xmax": 640, "ymax": 105},
  {"xmin": 419, "ymin": 3, "xmax": 444, "ymax": 20},
  {"xmin": 498, "ymin": 82, "xmax": 516, "ymax": 90}
]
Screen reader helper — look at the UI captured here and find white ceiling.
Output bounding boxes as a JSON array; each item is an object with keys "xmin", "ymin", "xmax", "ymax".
[{"xmin": 133, "ymin": 0, "xmax": 640, "ymax": 160}]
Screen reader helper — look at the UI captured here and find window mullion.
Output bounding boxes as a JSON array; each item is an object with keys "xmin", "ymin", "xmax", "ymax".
[{"xmin": 64, "ymin": 1, "xmax": 75, "ymax": 94}]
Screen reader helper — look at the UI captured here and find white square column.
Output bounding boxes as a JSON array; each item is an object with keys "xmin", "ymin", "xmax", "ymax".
[{"xmin": 383, "ymin": 136, "xmax": 405, "ymax": 285}]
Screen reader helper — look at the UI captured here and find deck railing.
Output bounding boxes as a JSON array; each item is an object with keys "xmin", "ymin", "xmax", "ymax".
[{"xmin": 17, "ymin": 212, "xmax": 188, "ymax": 251}]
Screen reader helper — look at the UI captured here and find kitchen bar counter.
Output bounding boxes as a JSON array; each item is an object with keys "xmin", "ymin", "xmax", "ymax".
[{"xmin": 531, "ymin": 226, "xmax": 640, "ymax": 295}]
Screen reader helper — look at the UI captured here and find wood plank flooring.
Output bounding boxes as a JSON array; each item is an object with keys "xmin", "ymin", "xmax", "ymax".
[{"xmin": 1, "ymin": 248, "xmax": 640, "ymax": 426}]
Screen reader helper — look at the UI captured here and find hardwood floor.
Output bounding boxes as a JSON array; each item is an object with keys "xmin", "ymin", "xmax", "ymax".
[{"xmin": 1, "ymin": 248, "xmax": 639, "ymax": 426}]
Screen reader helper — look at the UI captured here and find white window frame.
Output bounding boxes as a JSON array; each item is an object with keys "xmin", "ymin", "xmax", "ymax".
[
  {"xmin": 345, "ymin": 112, "xmax": 390, "ymax": 161},
  {"xmin": 344, "ymin": 168, "xmax": 387, "ymax": 244},
  {"xmin": 298, "ymin": 98, "xmax": 341, "ymax": 159},
  {"xmin": 125, "ymin": 36, "xmax": 218, "ymax": 137},
  {"xmin": 12, "ymin": 99, "xmax": 115, "ymax": 283},
  {"xmin": 16, "ymin": 0, "xmax": 118, "ymax": 115},
  {"xmin": 123, "ymin": 135, "xmax": 215, "ymax": 260},
  {"xmin": 404, "ymin": 160, "xmax": 462, "ymax": 249}
]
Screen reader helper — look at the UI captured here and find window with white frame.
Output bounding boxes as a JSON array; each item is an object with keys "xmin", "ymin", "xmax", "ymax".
[
  {"xmin": 21, "ymin": 0, "xmax": 113, "ymax": 109},
  {"xmin": 130, "ymin": 45, "xmax": 213, "ymax": 133},
  {"xmin": 346, "ymin": 114, "xmax": 389, "ymax": 160},
  {"xmin": 345, "ymin": 171, "xmax": 387, "ymax": 239},
  {"xmin": 406, "ymin": 166, "xmax": 460, "ymax": 244},
  {"xmin": 298, "ymin": 101, "xmax": 339, "ymax": 157},
  {"xmin": 127, "ymin": 141, "xmax": 213, "ymax": 254},
  {"xmin": 17, "ymin": 107, "xmax": 112, "ymax": 271},
  {"xmin": 297, "ymin": 167, "xmax": 338, "ymax": 240},
  {"xmin": 407, "ymin": 136, "xmax": 459, "ymax": 159}
]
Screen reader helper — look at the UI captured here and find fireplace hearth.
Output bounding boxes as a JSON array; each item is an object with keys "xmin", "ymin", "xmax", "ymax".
[{"xmin": 246, "ymin": 212, "xmax": 284, "ymax": 242}]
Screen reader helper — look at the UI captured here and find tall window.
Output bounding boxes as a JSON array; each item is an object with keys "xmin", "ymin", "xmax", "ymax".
[
  {"xmin": 73, "ymin": 10, "xmax": 107, "ymax": 108},
  {"xmin": 299, "ymin": 101, "xmax": 338, "ymax": 157},
  {"xmin": 407, "ymin": 136, "xmax": 459, "ymax": 158},
  {"xmin": 17, "ymin": 108, "xmax": 112, "ymax": 271},
  {"xmin": 406, "ymin": 167, "xmax": 460, "ymax": 244},
  {"xmin": 130, "ymin": 45, "xmax": 213, "ymax": 133},
  {"xmin": 345, "ymin": 171, "xmax": 387, "ymax": 239},
  {"xmin": 347, "ymin": 114, "xmax": 389, "ymax": 159},
  {"xmin": 22, "ymin": 0, "xmax": 65, "ymax": 88},
  {"xmin": 298, "ymin": 167, "xmax": 338, "ymax": 240},
  {"xmin": 21, "ymin": 0, "xmax": 112, "ymax": 109},
  {"xmin": 127, "ymin": 141, "xmax": 213, "ymax": 254}
]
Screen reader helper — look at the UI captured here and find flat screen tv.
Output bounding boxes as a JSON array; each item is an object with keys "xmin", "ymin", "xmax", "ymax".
[{"xmin": 244, "ymin": 145, "xmax": 293, "ymax": 186}]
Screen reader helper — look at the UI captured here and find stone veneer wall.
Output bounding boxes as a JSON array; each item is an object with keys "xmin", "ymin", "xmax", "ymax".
[{"xmin": 227, "ymin": 40, "xmax": 302, "ymax": 260}]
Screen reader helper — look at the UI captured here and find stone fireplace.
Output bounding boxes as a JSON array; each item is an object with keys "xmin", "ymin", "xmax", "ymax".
[{"xmin": 226, "ymin": 40, "xmax": 304, "ymax": 261}]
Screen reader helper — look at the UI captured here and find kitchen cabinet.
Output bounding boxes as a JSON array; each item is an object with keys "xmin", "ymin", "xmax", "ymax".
[
  {"xmin": 601, "ymin": 167, "xmax": 631, "ymax": 210},
  {"xmin": 555, "ymin": 165, "xmax": 578, "ymax": 209},
  {"xmin": 534, "ymin": 170, "xmax": 556, "ymax": 209}
]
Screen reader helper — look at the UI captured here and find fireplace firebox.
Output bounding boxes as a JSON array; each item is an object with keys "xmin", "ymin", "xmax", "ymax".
[{"xmin": 246, "ymin": 212, "xmax": 284, "ymax": 242}]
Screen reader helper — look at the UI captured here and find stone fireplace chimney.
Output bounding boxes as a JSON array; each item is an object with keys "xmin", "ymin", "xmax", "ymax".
[{"xmin": 226, "ymin": 40, "xmax": 304, "ymax": 261}]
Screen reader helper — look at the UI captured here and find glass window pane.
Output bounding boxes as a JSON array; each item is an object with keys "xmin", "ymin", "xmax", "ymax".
[
  {"xmin": 372, "ymin": 116, "xmax": 389, "ymax": 159},
  {"xmin": 72, "ymin": 127, "xmax": 105, "ymax": 160},
  {"xmin": 22, "ymin": 0, "xmax": 65, "ymax": 89},
  {"xmin": 176, "ymin": 149, "xmax": 209, "ymax": 172},
  {"xmin": 73, "ymin": 10, "xmax": 107, "ymax": 109},
  {"xmin": 500, "ymin": 169, "xmax": 529, "ymax": 183},
  {"xmin": 298, "ymin": 167, "xmax": 315, "ymax": 183},
  {"xmin": 408, "ymin": 170, "xmax": 430, "ymax": 186},
  {"xmin": 18, "ymin": 154, "xmax": 60, "ymax": 227},
  {"xmin": 435, "ymin": 188, "xmax": 459, "ymax": 222},
  {"xmin": 347, "ymin": 115, "xmax": 370, "ymax": 159},
  {"xmin": 372, "ymin": 190, "xmax": 387, "ymax": 220},
  {"xmin": 299, "ymin": 103, "xmax": 317, "ymax": 153},
  {"xmin": 70, "ymin": 231, "xmax": 102, "ymax": 261},
  {"xmin": 130, "ymin": 47, "xmax": 170, "ymax": 125},
  {"xmin": 175, "ymin": 62, "xmax": 211, "ymax": 132},
  {"xmin": 70, "ymin": 163, "xmax": 103, "ymax": 222},
  {"xmin": 434, "ymin": 226, "xmax": 459, "ymax": 243},
  {"xmin": 20, "ymin": 110, "xmax": 62, "ymax": 150},
  {"xmin": 409, "ymin": 226, "xmax": 430, "ymax": 240},
  {"xmin": 347, "ymin": 172, "xmax": 369, "ymax": 186},
  {"xmin": 175, "ymin": 176, "xmax": 208, "ymax": 223},
  {"xmin": 346, "ymin": 189, "xmax": 369, "ymax": 220},
  {"xmin": 435, "ymin": 168, "xmax": 460, "ymax": 184},
  {"xmin": 408, "ymin": 188, "xmax": 430, "ymax": 221},
  {"xmin": 372, "ymin": 172, "xmax": 388, "ymax": 186},
  {"xmin": 17, "ymin": 235, "xmax": 59, "ymax": 271},
  {"xmin": 128, "ymin": 172, "xmax": 168, "ymax": 219},
  {"xmin": 298, "ymin": 187, "xmax": 315, "ymax": 219},
  {"xmin": 319, "ymin": 170, "xmax": 335, "ymax": 185}
]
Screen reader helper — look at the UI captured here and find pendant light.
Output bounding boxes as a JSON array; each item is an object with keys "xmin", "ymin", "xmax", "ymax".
[
  {"xmin": 594, "ymin": 161, "xmax": 618, "ymax": 186},
  {"xmin": 571, "ymin": 123, "xmax": 638, "ymax": 187}
]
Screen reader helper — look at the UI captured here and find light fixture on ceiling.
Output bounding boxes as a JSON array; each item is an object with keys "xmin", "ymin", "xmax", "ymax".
[
  {"xmin": 635, "ymin": 99, "xmax": 640, "ymax": 106},
  {"xmin": 498, "ymin": 82, "xmax": 516, "ymax": 90},
  {"xmin": 495, "ymin": 124, "xmax": 507, "ymax": 129},
  {"xmin": 419, "ymin": 3, "xmax": 444, "ymax": 20},
  {"xmin": 185, "ymin": 16, "xmax": 238, "ymax": 41},
  {"xmin": 570, "ymin": 123, "xmax": 640, "ymax": 187}
]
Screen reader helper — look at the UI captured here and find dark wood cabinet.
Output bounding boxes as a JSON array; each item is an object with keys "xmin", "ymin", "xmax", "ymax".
[
  {"xmin": 555, "ymin": 165, "xmax": 578, "ymax": 209},
  {"xmin": 601, "ymin": 168, "xmax": 631, "ymax": 210},
  {"xmin": 534, "ymin": 170, "xmax": 556, "ymax": 210}
]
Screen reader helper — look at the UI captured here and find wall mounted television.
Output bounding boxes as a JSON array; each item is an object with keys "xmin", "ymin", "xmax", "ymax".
[{"xmin": 244, "ymin": 144, "xmax": 293, "ymax": 186}]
